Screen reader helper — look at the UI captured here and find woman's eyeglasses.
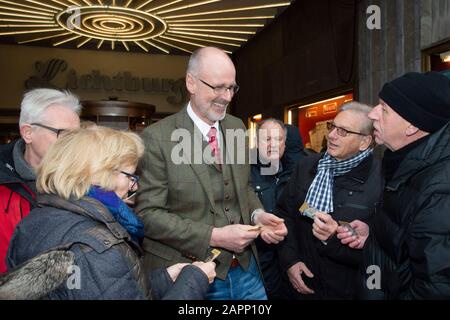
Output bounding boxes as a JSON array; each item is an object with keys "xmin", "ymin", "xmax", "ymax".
[{"xmin": 120, "ymin": 171, "xmax": 139, "ymax": 200}]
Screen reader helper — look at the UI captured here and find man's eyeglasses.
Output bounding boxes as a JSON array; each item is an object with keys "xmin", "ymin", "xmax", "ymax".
[
  {"xmin": 31, "ymin": 123, "xmax": 66, "ymax": 137},
  {"xmin": 195, "ymin": 77, "xmax": 240, "ymax": 96},
  {"xmin": 120, "ymin": 171, "xmax": 139, "ymax": 189},
  {"xmin": 327, "ymin": 122, "xmax": 366, "ymax": 137}
]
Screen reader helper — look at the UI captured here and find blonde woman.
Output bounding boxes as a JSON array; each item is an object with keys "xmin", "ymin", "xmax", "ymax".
[{"xmin": 5, "ymin": 126, "xmax": 215, "ymax": 299}]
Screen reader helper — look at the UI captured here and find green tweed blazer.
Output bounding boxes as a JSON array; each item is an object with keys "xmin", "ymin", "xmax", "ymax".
[{"xmin": 136, "ymin": 106, "xmax": 262, "ymax": 278}]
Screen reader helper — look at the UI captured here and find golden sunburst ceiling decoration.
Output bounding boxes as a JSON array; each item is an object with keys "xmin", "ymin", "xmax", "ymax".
[{"xmin": 0, "ymin": 0, "xmax": 292, "ymax": 54}]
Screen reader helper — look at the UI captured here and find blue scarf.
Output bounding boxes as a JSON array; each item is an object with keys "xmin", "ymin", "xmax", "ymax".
[
  {"xmin": 87, "ymin": 186, "xmax": 144, "ymax": 243},
  {"xmin": 305, "ymin": 148, "xmax": 373, "ymax": 213}
]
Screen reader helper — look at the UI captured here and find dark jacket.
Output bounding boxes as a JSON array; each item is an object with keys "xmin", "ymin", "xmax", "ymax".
[
  {"xmin": 276, "ymin": 152, "xmax": 383, "ymax": 299},
  {"xmin": 362, "ymin": 122, "xmax": 450, "ymax": 300},
  {"xmin": 6, "ymin": 194, "xmax": 209, "ymax": 300},
  {"xmin": 281, "ymin": 124, "xmax": 306, "ymax": 171},
  {"xmin": 0, "ymin": 140, "xmax": 36, "ymax": 274},
  {"xmin": 250, "ymin": 157, "xmax": 294, "ymax": 299}
]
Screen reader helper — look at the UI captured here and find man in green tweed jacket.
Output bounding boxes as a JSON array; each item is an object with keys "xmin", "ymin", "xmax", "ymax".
[{"xmin": 136, "ymin": 47, "xmax": 287, "ymax": 300}]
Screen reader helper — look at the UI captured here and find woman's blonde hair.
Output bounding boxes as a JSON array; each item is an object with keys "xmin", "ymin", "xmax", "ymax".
[{"xmin": 37, "ymin": 126, "xmax": 144, "ymax": 200}]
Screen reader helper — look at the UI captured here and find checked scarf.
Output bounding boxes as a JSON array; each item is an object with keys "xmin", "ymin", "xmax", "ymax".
[{"xmin": 304, "ymin": 148, "xmax": 372, "ymax": 213}]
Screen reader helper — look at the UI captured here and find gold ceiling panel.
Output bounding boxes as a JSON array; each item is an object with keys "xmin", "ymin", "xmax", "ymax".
[{"xmin": 0, "ymin": 0, "xmax": 292, "ymax": 54}]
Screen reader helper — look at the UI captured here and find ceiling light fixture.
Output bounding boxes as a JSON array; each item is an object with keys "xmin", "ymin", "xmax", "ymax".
[{"xmin": 0, "ymin": 1, "xmax": 292, "ymax": 54}]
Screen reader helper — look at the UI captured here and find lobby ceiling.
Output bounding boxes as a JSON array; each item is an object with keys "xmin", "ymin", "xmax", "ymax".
[{"xmin": 0, "ymin": 0, "xmax": 292, "ymax": 55}]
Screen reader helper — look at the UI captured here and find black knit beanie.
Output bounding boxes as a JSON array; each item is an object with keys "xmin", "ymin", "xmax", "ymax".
[{"xmin": 379, "ymin": 71, "xmax": 450, "ymax": 133}]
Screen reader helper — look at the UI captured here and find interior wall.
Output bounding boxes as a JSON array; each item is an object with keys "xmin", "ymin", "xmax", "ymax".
[
  {"xmin": 231, "ymin": 0, "xmax": 357, "ymax": 122},
  {"xmin": 0, "ymin": 44, "xmax": 189, "ymax": 113},
  {"xmin": 357, "ymin": 0, "xmax": 450, "ymax": 106}
]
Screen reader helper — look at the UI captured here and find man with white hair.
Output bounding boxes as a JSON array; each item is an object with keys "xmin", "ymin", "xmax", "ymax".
[
  {"xmin": 276, "ymin": 102, "xmax": 383, "ymax": 299},
  {"xmin": 0, "ymin": 88, "xmax": 81, "ymax": 273}
]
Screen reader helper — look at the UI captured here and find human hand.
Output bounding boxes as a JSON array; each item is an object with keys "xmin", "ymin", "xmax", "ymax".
[
  {"xmin": 336, "ymin": 220, "xmax": 369, "ymax": 249},
  {"xmin": 287, "ymin": 261, "xmax": 315, "ymax": 294},
  {"xmin": 210, "ymin": 224, "xmax": 260, "ymax": 252},
  {"xmin": 192, "ymin": 261, "xmax": 216, "ymax": 284},
  {"xmin": 312, "ymin": 212, "xmax": 338, "ymax": 241},
  {"xmin": 166, "ymin": 263, "xmax": 189, "ymax": 282},
  {"xmin": 253, "ymin": 211, "xmax": 288, "ymax": 244}
]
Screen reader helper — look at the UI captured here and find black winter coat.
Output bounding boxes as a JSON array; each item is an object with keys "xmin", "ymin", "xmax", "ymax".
[
  {"xmin": 361, "ymin": 122, "xmax": 450, "ymax": 299},
  {"xmin": 251, "ymin": 159, "xmax": 294, "ymax": 299},
  {"xmin": 276, "ymin": 152, "xmax": 383, "ymax": 299},
  {"xmin": 7, "ymin": 194, "xmax": 209, "ymax": 300}
]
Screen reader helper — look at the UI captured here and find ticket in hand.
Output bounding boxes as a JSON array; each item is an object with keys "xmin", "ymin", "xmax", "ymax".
[
  {"xmin": 247, "ymin": 225, "xmax": 262, "ymax": 232},
  {"xmin": 205, "ymin": 249, "xmax": 221, "ymax": 262},
  {"xmin": 298, "ymin": 202, "xmax": 318, "ymax": 220}
]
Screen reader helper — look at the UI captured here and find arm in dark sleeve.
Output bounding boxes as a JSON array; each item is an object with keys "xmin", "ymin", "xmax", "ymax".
[
  {"xmin": 274, "ymin": 164, "xmax": 305, "ymax": 271},
  {"xmin": 160, "ymin": 265, "xmax": 210, "ymax": 300},
  {"xmin": 314, "ymin": 234, "xmax": 363, "ymax": 266},
  {"xmin": 148, "ymin": 268, "xmax": 174, "ymax": 300},
  {"xmin": 401, "ymin": 193, "xmax": 450, "ymax": 299}
]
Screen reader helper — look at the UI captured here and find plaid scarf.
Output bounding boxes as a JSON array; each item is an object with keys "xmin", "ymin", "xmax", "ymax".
[{"xmin": 305, "ymin": 148, "xmax": 373, "ymax": 213}]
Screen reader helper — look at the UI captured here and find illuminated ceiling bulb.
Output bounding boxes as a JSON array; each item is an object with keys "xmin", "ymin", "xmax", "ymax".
[
  {"xmin": 25, "ymin": 0, "xmax": 63, "ymax": 11},
  {"xmin": 169, "ymin": 29, "xmax": 247, "ymax": 42},
  {"xmin": 0, "ymin": 5, "xmax": 54, "ymax": 17},
  {"xmin": 97, "ymin": 39, "xmax": 104, "ymax": 49},
  {"xmin": 168, "ymin": 23, "xmax": 264, "ymax": 27},
  {"xmin": 0, "ymin": 0, "xmax": 55, "ymax": 13},
  {"xmin": 142, "ymin": 39, "xmax": 169, "ymax": 54},
  {"xmin": 0, "ymin": 27, "xmax": 61, "ymax": 35},
  {"xmin": 160, "ymin": 34, "xmax": 204, "ymax": 49},
  {"xmin": 121, "ymin": 40, "xmax": 130, "ymax": 51},
  {"xmin": 67, "ymin": 0, "xmax": 82, "ymax": 6},
  {"xmin": 0, "ymin": 23, "xmax": 56, "ymax": 27},
  {"xmin": 168, "ymin": 16, "xmax": 274, "ymax": 23},
  {"xmin": 77, "ymin": 37, "xmax": 91, "ymax": 48},
  {"xmin": 156, "ymin": 0, "xmax": 222, "ymax": 15},
  {"xmin": 146, "ymin": 0, "xmax": 182, "ymax": 13},
  {"xmin": 169, "ymin": 27, "xmax": 256, "ymax": 35},
  {"xmin": 153, "ymin": 37, "xmax": 192, "ymax": 53},
  {"xmin": 0, "ymin": 11, "xmax": 50, "ymax": 19},
  {"xmin": 134, "ymin": 40, "xmax": 149, "ymax": 52},
  {"xmin": 165, "ymin": 32, "xmax": 240, "ymax": 47},
  {"xmin": 136, "ymin": 0, "xmax": 154, "ymax": 10},
  {"xmin": 18, "ymin": 31, "xmax": 72, "ymax": 44},
  {"xmin": 53, "ymin": 34, "xmax": 81, "ymax": 46},
  {"xmin": 163, "ymin": 2, "xmax": 292, "ymax": 20},
  {"xmin": 52, "ymin": 0, "xmax": 70, "ymax": 8}
]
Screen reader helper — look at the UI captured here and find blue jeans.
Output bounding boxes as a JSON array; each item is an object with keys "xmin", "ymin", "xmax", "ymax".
[{"xmin": 206, "ymin": 255, "xmax": 267, "ymax": 300}]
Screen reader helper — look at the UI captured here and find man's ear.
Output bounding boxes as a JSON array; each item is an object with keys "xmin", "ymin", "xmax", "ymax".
[
  {"xmin": 20, "ymin": 124, "xmax": 33, "ymax": 144},
  {"xmin": 186, "ymin": 73, "xmax": 196, "ymax": 95},
  {"xmin": 405, "ymin": 124, "xmax": 420, "ymax": 137},
  {"xmin": 359, "ymin": 134, "xmax": 373, "ymax": 151}
]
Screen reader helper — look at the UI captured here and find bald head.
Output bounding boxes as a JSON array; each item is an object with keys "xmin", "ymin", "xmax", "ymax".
[
  {"xmin": 187, "ymin": 47, "xmax": 235, "ymax": 77},
  {"xmin": 185, "ymin": 47, "xmax": 237, "ymax": 125}
]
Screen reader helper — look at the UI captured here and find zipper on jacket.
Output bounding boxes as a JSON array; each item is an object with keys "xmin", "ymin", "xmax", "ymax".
[{"xmin": 5, "ymin": 189, "xmax": 13, "ymax": 214}]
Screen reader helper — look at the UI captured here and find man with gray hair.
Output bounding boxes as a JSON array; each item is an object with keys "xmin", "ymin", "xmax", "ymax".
[
  {"xmin": 0, "ymin": 88, "xmax": 81, "ymax": 273},
  {"xmin": 276, "ymin": 101, "xmax": 383, "ymax": 299}
]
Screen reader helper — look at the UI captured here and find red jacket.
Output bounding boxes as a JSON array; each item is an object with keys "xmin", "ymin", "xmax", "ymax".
[{"xmin": 0, "ymin": 141, "xmax": 36, "ymax": 273}]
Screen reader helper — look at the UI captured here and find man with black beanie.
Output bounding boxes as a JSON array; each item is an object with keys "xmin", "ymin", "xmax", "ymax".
[{"xmin": 336, "ymin": 71, "xmax": 450, "ymax": 299}]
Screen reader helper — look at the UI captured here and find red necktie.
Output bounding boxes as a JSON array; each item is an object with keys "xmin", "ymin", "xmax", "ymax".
[{"xmin": 207, "ymin": 127, "xmax": 221, "ymax": 164}]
